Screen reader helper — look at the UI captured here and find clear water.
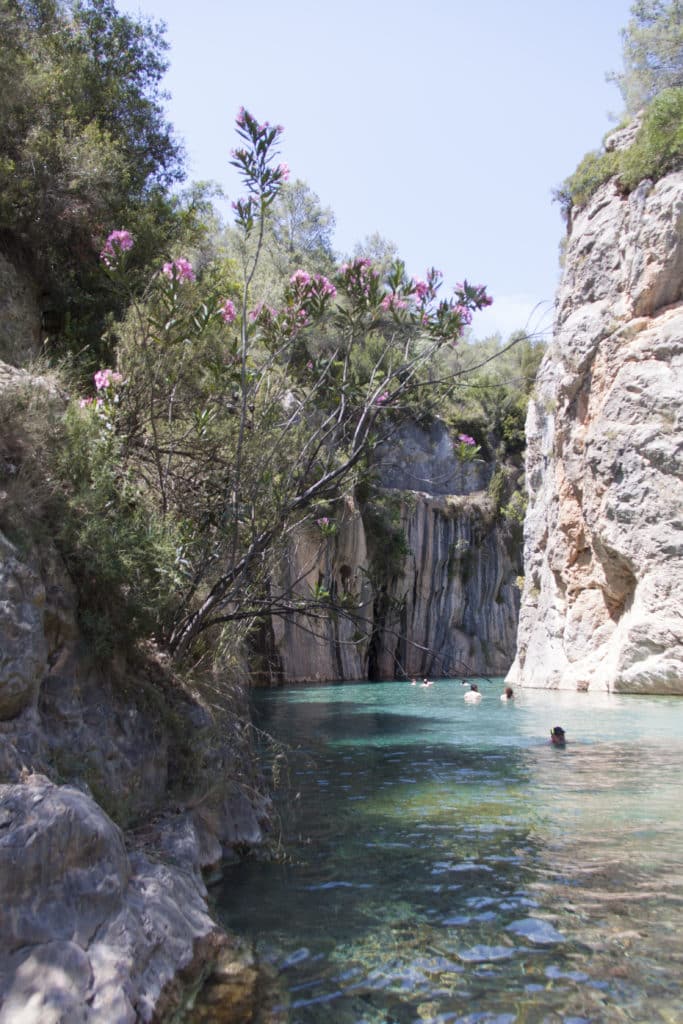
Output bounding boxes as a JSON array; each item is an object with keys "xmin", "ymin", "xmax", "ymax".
[{"xmin": 213, "ymin": 680, "xmax": 683, "ymax": 1023}]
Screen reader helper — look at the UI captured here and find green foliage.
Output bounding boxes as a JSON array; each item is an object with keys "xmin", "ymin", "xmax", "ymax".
[
  {"xmin": 609, "ymin": 1, "xmax": 683, "ymax": 115},
  {"xmin": 501, "ymin": 489, "xmax": 527, "ymax": 525},
  {"xmin": 269, "ymin": 179, "xmax": 336, "ymax": 276},
  {"xmin": 558, "ymin": 86, "xmax": 683, "ymax": 212},
  {"xmin": 55, "ymin": 402, "xmax": 183, "ymax": 659},
  {"xmin": 361, "ymin": 489, "xmax": 410, "ymax": 583},
  {"xmin": 558, "ymin": 148, "xmax": 620, "ymax": 212},
  {"xmin": 439, "ymin": 331, "xmax": 545, "ymax": 457},
  {"xmin": 0, "ymin": 0, "xmax": 186, "ymax": 356},
  {"xmin": 620, "ymin": 86, "xmax": 683, "ymax": 185}
]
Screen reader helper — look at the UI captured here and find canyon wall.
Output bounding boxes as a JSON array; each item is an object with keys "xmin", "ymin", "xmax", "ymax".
[
  {"xmin": 508, "ymin": 131, "xmax": 683, "ymax": 693},
  {"xmin": 259, "ymin": 421, "xmax": 522, "ymax": 683}
]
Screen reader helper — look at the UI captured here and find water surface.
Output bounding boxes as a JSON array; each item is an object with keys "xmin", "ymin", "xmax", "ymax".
[{"xmin": 214, "ymin": 680, "xmax": 683, "ymax": 1023}]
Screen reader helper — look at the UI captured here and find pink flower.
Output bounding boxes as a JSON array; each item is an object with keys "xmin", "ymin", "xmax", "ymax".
[
  {"xmin": 79, "ymin": 397, "xmax": 94, "ymax": 408},
  {"xmin": 290, "ymin": 269, "xmax": 311, "ymax": 287},
  {"xmin": 413, "ymin": 278, "xmax": 430, "ymax": 302},
  {"xmin": 381, "ymin": 293, "xmax": 408, "ymax": 313},
  {"xmin": 317, "ymin": 517, "xmax": 329, "ymax": 527},
  {"xmin": 458, "ymin": 433, "xmax": 476, "ymax": 446},
  {"xmin": 279, "ymin": 162, "xmax": 290, "ymax": 181},
  {"xmin": 100, "ymin": 229, "xmax": 133, "ymax": 267},
  {"xmin": 162, "ymin": 258, "xmax": 195, "ymax": 283},
  {"xmin": 306, "ymin": 361, "xmax": 313, "ymax": 370},
  {"xmin": 454, "ymin": 304, "xmax": 473, "ymax": 326},
  {"xmin": 220, "ymin": 299, "xmax": 237, "ymax": 324},
  {"xmin": 93, "ymin": 368, "xmax": 123, "ymax": 391},
  {"xmin": 375, "ymin": 391, "xmax": 390, "ymax": 405}
]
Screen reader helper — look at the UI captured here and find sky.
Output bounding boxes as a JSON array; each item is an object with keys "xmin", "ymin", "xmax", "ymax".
[{"xmin": 122, "ymin": 0, "xmax": 634, "ymax": 340}]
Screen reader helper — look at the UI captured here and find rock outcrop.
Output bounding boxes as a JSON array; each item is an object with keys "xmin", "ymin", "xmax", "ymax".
[
  {"xmin": 508, "ymin": 139, "xmax": 683, "ymax": 692},
  {"xmin": 0, "ymin": 253, "xmax": 42, "ymax": 367},
  {"xmin": 258, "ymin": 422, "xmax": 522, "ymax": 683},
  {"xmin": 0, "ymin": 776, "xmax": 226, "ymax": 1024},
  {"xmin": 0, "ymin": 363, "xmax": 270, "ymax": 1020}
]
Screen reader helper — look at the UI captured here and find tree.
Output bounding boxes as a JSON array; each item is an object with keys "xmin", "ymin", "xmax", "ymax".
[
  {"xmin": 269, "ymin": 178, "xmax": 336, "ymax": 276},
  {"xmin": 77, "ymin": 110, "xmax": 493, "ymax": 664},
  {"xmin": 0, "ymin": 0, "xmax": 184, "ymax": 357},
  {"xmin": 609, "ymin": 1, "xmax": 683, "ymax": 114},
  {"xmin": 352, "ymin": 231, "xmax": 400, "ymax": 278}
]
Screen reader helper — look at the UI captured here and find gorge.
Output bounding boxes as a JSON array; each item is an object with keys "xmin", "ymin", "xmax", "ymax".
[{"xmin": 1, "ymin": 113, "xmax": 683, "ymax": 1022}]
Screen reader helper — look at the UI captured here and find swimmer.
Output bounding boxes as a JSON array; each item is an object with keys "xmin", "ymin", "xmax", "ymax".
[
  {"xmin": 421, "ymin": 678, "xmax": 433, "ymax": 687},
  {"xmin": 500, "ymin": 687, "xmax": 514, "ymax": 701},
  {"xmin": 550, "ymin": 726, "xmax": 566, "ymax": 746},
  {"xmin": 464, "ymin": 684, "xmax": 482, "ymax": 703}
]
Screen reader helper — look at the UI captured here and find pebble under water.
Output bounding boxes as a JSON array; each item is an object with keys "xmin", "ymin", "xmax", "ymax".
[{"xmin": 212, "ymin": 680, "xmax": 683, "ymax": 1023}]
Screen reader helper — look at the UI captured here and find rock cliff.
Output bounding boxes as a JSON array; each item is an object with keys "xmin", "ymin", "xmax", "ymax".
[
  {"xmin": 258, "ymin": 421, "xmax": 522, "ymax": 683},
  {"xmin": 508, "ymin": 132, "xmax": 683, "ymax": 692},
  {"xmin": 0, "ymin": 364, "xmax": 270, "ymax": 1020}
]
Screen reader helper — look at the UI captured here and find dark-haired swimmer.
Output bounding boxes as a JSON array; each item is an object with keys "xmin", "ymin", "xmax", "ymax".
[{"xmin": 550, "ymin": 726, "xmax": 566, "ymax": 746}]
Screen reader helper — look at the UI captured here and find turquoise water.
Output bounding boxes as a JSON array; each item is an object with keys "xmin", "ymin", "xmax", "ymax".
[{"xmin": 214, "ymin": 680, "xmax": 683, "ymax": 1023}]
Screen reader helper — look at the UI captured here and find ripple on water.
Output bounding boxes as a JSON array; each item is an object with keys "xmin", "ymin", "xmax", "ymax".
[{"xmin": 211, "ymin": 682, "xmax": 683, "ymax": 1024}]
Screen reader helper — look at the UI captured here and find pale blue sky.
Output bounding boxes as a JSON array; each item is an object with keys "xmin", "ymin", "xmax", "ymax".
[{"xmin": 123, "ymin": 0, "xmax": 633, "ymax": 339}]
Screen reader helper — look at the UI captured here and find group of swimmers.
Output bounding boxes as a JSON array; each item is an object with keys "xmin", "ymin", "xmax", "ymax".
[{"xmin": 408, "ymin": 677, "xmax": 568, "ymax": 744}]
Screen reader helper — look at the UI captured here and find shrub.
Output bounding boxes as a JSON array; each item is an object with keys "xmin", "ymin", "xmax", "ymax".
[
  {"xmin": 562, "ymin": 149, "xmax": 620, "ymax": 210},
  {"xmin": 559, "ymin": 87, "xmax": 683, "ymax": 212},
  {"xmin": 619, "ymin": 86, "xmax": 683, "ymax": 189},
  {"xmin": 54, "ymin": 402, "xmax": 183, "ymax": 659}
]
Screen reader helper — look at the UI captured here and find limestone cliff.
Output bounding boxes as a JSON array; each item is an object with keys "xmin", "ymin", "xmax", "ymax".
[
  {"xmin": 508, "ymin": 130, "xmax": 683, "ymax": 693},
  {"xmin": 0, "ymin": 364, "xmax": 269, "ymax": 1020},
  {"xmin": 257, "ymin": 421, "xmax": 522, "ymax": 683}
]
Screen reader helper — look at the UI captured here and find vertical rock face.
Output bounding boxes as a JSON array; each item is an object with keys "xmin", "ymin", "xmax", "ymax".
[
  {"xmin": 261, "ymin": 423, "xmax": 521, "ymax": 683},
  {"xmin": 508, "ymin": 160, "xmax": 683, "ymax": 693},
  {"xmin": 0, "ymin": 253, "xmax": 42, "ymax": 366},
  {"xmin": 373, "ymin": 493, "xmax": 520, "ymax": 679}
]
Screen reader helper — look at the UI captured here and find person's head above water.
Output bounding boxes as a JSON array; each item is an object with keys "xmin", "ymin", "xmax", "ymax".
[
  {"xmin": 550, "ymin": 726, "xmax": 566, "ymax": 745},
  {"xmin": 470, "ymin": 684, "xmax": 479, "ymax": 692}
]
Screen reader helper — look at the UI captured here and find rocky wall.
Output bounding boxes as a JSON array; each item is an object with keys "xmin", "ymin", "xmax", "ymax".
[{"xmin": 508, "ymin": 134, "xmax": 683, "ymax": 693}]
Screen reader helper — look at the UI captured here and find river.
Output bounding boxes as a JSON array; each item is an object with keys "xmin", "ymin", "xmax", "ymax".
[{"xmin": 214, "ymin": 679, "xmax": 683, "ymax": 1023}]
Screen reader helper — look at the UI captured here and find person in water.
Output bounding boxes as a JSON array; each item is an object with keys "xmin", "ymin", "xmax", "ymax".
[
  {"xmin": 421, "ymin": 678, "xmax": 433, "ymax": 687},
  {"xmin": 550, "ymin": 726, "xmax": 566, "ymax": 746},
  {"xmin": 500, "ymin": 687, "xmax": 514, "ymax": 701},
  {"xmin": 464, "ymin": 683, "xmax": 482, "ymax": 703}
]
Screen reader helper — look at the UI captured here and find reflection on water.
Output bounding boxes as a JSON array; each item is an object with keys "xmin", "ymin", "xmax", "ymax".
[{"xmin": 213, "ymin": 680, "xmax": 683, "ymax": 1023}]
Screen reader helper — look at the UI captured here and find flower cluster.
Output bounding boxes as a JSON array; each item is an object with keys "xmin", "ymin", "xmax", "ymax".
[
  {"xmin": 338, "ymin": 258, "xmax": 380, "ymax": 307},
  {"xmin": 94, "ymin": 368, "xmax": 123, "ymax": 391},
  {"xmin": 100, "ymin": 229, "xmax": 133, "ymax": 268},
  {"xmin": 220, "ymin": 299, "xmax": 237, "ymax": 324},
  {"xmin": 316, "ymin": 516, "xmax": 337, "ymax": 537},
  {"xmin": 287, "ymin": 269, "xmax": 337, "ymax": 320},
  {"xmin": 162, "ymin": 258, "xmax": 195, "ymax": 284},
  {"xmin": 456, "ymin": 432, "xmax": 481, "ymax": 462},
  {"xmin": 79, "ymin": 368, "xmax": 123, "ymax": 417},
  {"xmin": 380, "ymin": 293, "xmax": 408, "ymax": 314}
]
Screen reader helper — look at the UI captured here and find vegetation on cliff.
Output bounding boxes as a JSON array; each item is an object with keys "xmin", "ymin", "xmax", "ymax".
[
  {"xmin": 556, "ymin": 1, "xmax": 683, "ymax": 217},
  {"xmin": 0, "ymin": 2, "xmax": 545, "ymax": 688}
]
